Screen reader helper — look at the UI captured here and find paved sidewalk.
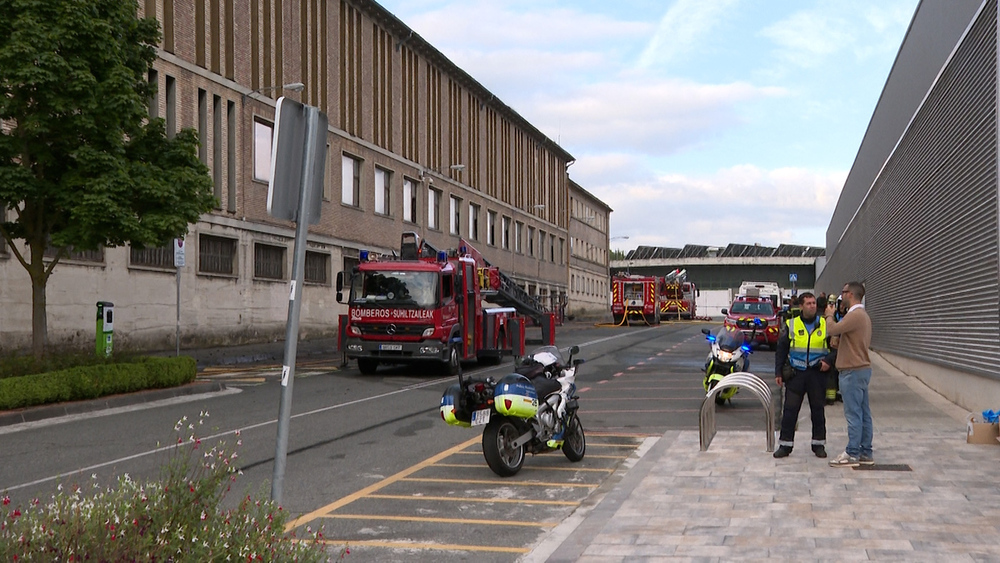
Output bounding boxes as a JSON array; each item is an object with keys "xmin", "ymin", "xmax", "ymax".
[{"xmin": 525, "ymin": 353, "xmax": 1000, "ymax": 562}]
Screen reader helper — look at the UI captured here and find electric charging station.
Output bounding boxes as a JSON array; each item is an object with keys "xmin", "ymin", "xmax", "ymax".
[{"xmin": 96, "ymin": 301, "xmax": 114, "ymax": 357}]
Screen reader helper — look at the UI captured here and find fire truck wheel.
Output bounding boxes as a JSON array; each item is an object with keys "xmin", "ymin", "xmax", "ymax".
[{"xmin": 357, "ymin": 358, "xmax": 379, "ymax": 375}]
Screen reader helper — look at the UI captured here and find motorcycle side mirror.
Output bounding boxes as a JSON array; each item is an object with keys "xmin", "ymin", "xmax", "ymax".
[
  {"xmin": 573, "ymin": 358, "xmax": 585, "ymax": 366},
  {"xmin": 569, "ymin": 345, "xmax": 580, "ymax": 356},
  {"xmin": 701, "ymin": 328, "xmax": 711, "ymax": 335},
  {"xmin": 721, "ymin": 308, "xmax": 728, "ymax": 315}
]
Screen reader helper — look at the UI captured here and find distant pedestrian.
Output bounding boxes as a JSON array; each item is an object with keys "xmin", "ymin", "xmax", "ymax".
[
  {"xmin": 825, "ymin": 281, "xmax": 873, "ymax": 467},
  {"xmin": 824, "ymin": 296, "xmax": 847, "ymax": 405},
  {"xmin": 773, "ymin": 292, "xmax": 830, "ymax": 459}
]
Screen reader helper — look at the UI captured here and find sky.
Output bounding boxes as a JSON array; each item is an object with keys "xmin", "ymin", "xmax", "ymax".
[{"xmin": 376, "ymin": 0, "xmax": 921, "ymax": 252}]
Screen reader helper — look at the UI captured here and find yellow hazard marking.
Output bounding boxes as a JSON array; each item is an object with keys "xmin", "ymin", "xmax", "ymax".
[
  {"xmin": 365, "ymin": 494, "xmax": 580, "ymax": 506},
  {"xmin": 321, "ymin": 514, "xmax": 558, "ymax": 527},
  {"xmin": 312, "ymin": 539, "xmax": 530, "ymax": 554},
  {"xmin": 284, "ymin": 436, "xmax": 480, "ymax": 531},
  {"xmin": 432, "ymin": 463, "xmax": 614, "ymax": 473},
  {"xmin": 400, "ymin": 477, "xmax": 598, "ymax": 488}
]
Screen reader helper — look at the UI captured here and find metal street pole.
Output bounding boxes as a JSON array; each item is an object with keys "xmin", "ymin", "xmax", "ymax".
[
  {"xmin": 271, "ymin": 104, "xmax": 322, "ymax": 504},
  {"xmin": 176, "ymin": 267, "xmax": 180, "ymax": 357}
]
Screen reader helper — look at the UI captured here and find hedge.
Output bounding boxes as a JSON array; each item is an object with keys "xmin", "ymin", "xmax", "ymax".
[{"xmin": 0, "ymin": 356, "xmax": 197, "ymax": 411}]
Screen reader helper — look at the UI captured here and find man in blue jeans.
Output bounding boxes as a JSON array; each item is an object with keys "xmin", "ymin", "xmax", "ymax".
[{"xmin": 824, "ymin": 281, "xmax": 873, "ymax": 467}]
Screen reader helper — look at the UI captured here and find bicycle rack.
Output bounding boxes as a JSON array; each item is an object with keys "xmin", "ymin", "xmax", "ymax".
[{"xmin": 699, "ymin": 372, "xmax": 775, "ymax": 453}]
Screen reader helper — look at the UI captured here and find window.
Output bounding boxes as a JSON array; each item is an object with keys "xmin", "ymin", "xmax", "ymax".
[
  {"xmin": 528, "ymin": 226, "xmax": 535, "ymax": 256},
  {"xmin": 147, "ymin": 69, "xmax": 158, "ymax": 119},
  {"xmin": 130, "ymin": 243, "xmax": 174, "ymax": 269},
  {"xmin": 449, "ymin": 196, "xmax": 461, "ymax": 235},
  {"xmin": 375, "ymin": 167, "xmax": 391, "ymax": 215},
  {"xmin": 559, "ymin": 238, "xmax": 565, "ymax": 264},
  {"xmin": 469, "ymin": 203, "xmax": 480, "ymax": 240},
  {"xmin": 539, "ymin": 230, "xmax": 546, "ymax": 259},
  {"xmin": 403, "ymin": 178, "xmax": 417, "ymax": 223},
  {"xmin": 341, "ymin": 154, "xmax": 361, "ymax": 206},
  {"xmin": 515, "ymin": 221, "xmax": 523, "ymax": 253},
  {"xmin": 487, "ymin": 211, "xmax": 497, "ymax": 246},
  {"xmin": 550, "ymin": 234, "xmax": 556, "ymax": 262},
  {"xmin": 501, "ymin": 216, "xmax": 510, "ymax": 250},
  {"xmin": 198, "ymin": 89, "xmax": 207, "ymax": 164},
  {"xmin": 343, "ymin": 255, "xmax": 360, "ymax": 277},
  {"xmin": 305, "ymin": 251, "xmax": 330, "ymax": 285},
  {"xmin": 253, "ymin": 119, "xmax": 273, "ymax": 181},
  {"xmin": 199, "ymin": 234, "xmax": 237, "ymax": 275},
  {"xmin": 44, "ymin": 245, "xmax": 104, "ymax": 263},
  {"xmin": 428, "ymin": 188, "xmax": 441, "ymax": 230},
  {"xmin": 254, "ymin": 243, "xmax": 285, "ymax": 280},
  {"xmin": 442, "ymin": 274, "xmax": 454, "ymax": 301},
  {"xmin": 165, "ymin": 75, "xmax": 176, "ymax": 138}
]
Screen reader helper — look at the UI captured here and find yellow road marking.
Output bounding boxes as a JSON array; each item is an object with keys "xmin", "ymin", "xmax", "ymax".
[
  {"xmin": 365, "ymin": 494, "xmax": 579, "ymax": 506},
  {"xmin": 586, "ymin": 442, "xmax": 643, "ymax": 448},
  {"xmin": 312, "ymin": 539, "xmax": 530, "ymax": 554},
  {"xmin": 432, "ymin": 463, "xmax": 613, "ymax": 473},
  {"xmin": 284, "ymin": 436, "xmax": 480, "ymax": 531},
  {"xmin": 400, "ymin": 477, "xmax": 598, "ymax": 488},
  {"xmin": 321, "ymin": 514, "xmax": 557, "ymax": 527},
  {"xmin": 586, "ymin": 431, "xmax": 660, "ymax": 438}
]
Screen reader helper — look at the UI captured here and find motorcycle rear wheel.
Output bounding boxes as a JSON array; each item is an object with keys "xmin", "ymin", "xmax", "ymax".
[
  {"xmin": 483, "ymin": 416, "xmax": 525, "ymax": 477},
  {"xmin": 562, "ymin": 414, "xmax": 586, "ymax": 462}
]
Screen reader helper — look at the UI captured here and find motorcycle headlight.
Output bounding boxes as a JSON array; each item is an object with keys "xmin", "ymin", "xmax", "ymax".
[{"xmin": 717, "ymin": 350, "xmax": 734, "ymax": 363}]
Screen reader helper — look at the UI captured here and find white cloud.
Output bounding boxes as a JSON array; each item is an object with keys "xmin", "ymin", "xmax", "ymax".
[
  {"xmin": 636, "ymin": 0, "xmax": 741, "ymax": 69},
  {"xmin": 532, "ymin": 79, "xmax": 786, "ymax": 156},
  {"xmin": 588, "ymin": 164, "xmax": 846, "ymax": 248}
]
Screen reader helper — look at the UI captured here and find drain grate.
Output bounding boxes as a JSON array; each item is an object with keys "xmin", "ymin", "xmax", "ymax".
[{"xmin": 854, "ymin": 464, "xmax": 912, "ymax": 471}]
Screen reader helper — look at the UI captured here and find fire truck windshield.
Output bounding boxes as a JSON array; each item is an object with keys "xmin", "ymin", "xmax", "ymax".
[{"xmin": 352, "ymin": 271, "xmax": 439, "ymax": 308}]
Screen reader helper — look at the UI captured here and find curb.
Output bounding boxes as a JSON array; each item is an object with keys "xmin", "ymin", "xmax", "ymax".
[{"xmin": 0, "ymin": 381, "xmax": 226, "ymax": 428}]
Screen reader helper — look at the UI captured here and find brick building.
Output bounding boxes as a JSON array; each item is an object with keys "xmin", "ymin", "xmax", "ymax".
[
  {"xmin": 0, "ymin": 0, "xmax": 607, "ymax": 351},
  {"xmin": 567, "ymin": 180, "xmax": 612, "ymax": 319}
]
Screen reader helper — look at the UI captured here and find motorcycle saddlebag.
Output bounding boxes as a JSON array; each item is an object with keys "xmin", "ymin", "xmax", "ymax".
[
  {"xmin": 494, "ymin": 374, "xmax": 539, "ymax": 418},
  {"xmin": 440, "ymin": 383, "xmax": 472, "ymax": 427}
]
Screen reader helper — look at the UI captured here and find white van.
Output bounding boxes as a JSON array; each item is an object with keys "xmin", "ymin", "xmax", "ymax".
[{"xmin": 738, "ymin": 281, "xmax": 782, "ymax": 311}]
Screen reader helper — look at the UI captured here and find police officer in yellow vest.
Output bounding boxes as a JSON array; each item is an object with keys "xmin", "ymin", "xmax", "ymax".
[{"xmin": 773, "ymin": 292, "xmax": 832, "ymax": 459}]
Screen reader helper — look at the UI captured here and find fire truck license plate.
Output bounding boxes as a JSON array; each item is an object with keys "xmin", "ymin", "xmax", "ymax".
[
  {"xmin": 379, "ymin": 344, "xmax": 402, "ymax": 351},
  {"xmin": 471, "ymin": 408, "xmax": 491, "ymax": 426}
]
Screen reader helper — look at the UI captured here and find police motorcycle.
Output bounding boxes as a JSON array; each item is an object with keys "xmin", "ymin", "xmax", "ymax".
[
  {"xmin": 439, "ymin": 345, "xmax": 586, "ymax": 477},
  {"xmin": 700, "ymin": 320, "xmax": 762, "ymax": 406}
]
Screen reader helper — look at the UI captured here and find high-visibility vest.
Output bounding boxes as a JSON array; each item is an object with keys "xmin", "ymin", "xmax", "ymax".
[{"xmin": 787, "ymin": 316, "xmax": 829, "ymax": 370}]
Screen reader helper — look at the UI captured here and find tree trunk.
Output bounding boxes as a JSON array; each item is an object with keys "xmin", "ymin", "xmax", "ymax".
[{"xmin": 29, "ymin": 242, "xmax": 48, "ymax": 359}]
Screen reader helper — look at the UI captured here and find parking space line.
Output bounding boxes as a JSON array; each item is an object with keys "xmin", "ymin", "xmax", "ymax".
[
  {"xmin": 313, "ymin": 539, "xmax": 530, "ymax": 554},
  {"xmin": 322, "ymin": 514, "xmax": 558, "ymax": 527},
  {"xmin": 400, "ymin": 477, "xmax": 598, "ymax": 488},
  {"xmin": 451, "ymin": 451, "xmax": 629, "ymax": 460},
  {"xmin": 285, "ymin": 436, "xmax": 480, "ymax": 531},
  {"xmin": 366, "ymin": 494, "xmax": 580, "ymax": 506},
  {"xmin": 432, "ymin": 463, "xmax": 614, "ymax": 473},
  {"xmin": 586, "ymin": 442, "xmax": 646, "ymax": 447}
]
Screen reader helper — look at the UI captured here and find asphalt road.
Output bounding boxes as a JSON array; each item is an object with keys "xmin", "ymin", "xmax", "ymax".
[{"xmin": 1, "ymin": 322, "xmax": 777, "ymax": 561}]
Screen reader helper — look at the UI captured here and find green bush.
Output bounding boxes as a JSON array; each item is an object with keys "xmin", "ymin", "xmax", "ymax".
[
  {"xmin": 0, "ymin": 413, "xmax": 331, "ymax": 561},
  {"xmin": 0, "ymin": 356, "xmax": 196, "ymax": 410}
]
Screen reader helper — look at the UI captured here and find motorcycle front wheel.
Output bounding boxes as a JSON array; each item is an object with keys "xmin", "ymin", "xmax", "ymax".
[
  {"xmin": 562, "ymin": 414, "xmax": 586, "ymax": 462},
  {"xmin": 483, "ymin": 416, "xmax": 525, "ymax": 477}
]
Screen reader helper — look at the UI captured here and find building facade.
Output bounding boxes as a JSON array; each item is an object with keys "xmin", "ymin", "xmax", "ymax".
[
  {"xmin": 567, "ymin": 180, "xmax": 612, "ymax": 319},
  {"xmin": 817, "ymin": 0, "xmax": 1000, "ymax": 408},
  {"xmin": 0, "ymin": 0, "xmax": 605, "ymax": 351}
]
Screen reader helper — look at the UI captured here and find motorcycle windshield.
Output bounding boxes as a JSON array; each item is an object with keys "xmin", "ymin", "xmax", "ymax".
[
  {"xmin": 521, "ymin": 346, "xmax": 566, "ymax": 367},
  {"xmin": 714, "ymin": 326, "xmax": 747, "ymax": 352}
]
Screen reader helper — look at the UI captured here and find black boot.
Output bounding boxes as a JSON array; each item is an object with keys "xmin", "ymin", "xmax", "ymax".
[
  {"xmin": 812, "ymin": 445, "xmax": 827, "ymax": 458},
  {"xmin": 773, "ymin": 445, "xmax": 793, "ymax": 458}
]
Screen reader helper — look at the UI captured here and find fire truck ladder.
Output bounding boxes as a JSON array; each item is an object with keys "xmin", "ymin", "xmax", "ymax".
[{"xmin": 478, "ymin": 263, "xmax": 548, "ymax": 324}]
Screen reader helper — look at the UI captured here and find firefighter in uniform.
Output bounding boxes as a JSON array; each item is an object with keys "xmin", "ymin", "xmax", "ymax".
[{"xmin": 773, "ymin": 292, "xmax": 831, "ymax": 458}]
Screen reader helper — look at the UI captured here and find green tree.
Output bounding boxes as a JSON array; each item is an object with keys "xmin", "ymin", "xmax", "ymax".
[
  {"xmin": 610, "ymin": 248, "xmax": 627, "ymax": 261},
  {"xmin": 0, "ymin": 0, "xmax": 216, "ymax": 357}
]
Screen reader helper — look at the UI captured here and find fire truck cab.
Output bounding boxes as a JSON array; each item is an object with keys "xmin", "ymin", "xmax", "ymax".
[{"xmin": 722, "ymin": 293, "xmax": 780, "ymax": 350}]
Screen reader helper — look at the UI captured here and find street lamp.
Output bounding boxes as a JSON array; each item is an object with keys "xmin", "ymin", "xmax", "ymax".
[{"xmin": 610, "ymin": 235, "xmax": 629, "ymax": 242}]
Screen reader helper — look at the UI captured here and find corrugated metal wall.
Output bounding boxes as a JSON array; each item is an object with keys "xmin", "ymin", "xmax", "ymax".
[{"xmin": 818, "ymin": 1, "xmax": 1000, "ymax": 379}]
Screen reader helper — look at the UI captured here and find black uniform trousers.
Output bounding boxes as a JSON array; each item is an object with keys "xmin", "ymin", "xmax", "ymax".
[{"xmin": 778, "ymin": 366, "xmax": 827, "ymax": 446}]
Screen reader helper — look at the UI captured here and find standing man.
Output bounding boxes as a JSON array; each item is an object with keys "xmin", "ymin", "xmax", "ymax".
[
  {"xmin": 825, "ymin": 281, "xmax": 873, "ymax": 467},
  {"xmin": 773, "ymin": 292, "xmax": 831, "ymax": 459}
]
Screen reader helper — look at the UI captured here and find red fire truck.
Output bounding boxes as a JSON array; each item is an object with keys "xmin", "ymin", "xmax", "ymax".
[
  {"xmin": 610, "ymin": 273, "xmax": 660, "ymax": 325},
  {"xmin": 659, "ymin": 269, "xmax": 698, "ymax": 320},
  {"xmin": 336, "ymin": 232, "xmax": 556, "ymax": 375}
]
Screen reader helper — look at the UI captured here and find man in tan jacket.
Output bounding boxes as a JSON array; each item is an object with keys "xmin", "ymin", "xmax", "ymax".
[{"xmin": 824, "ymin": 281, "xmax": 873, "ymax": 467}]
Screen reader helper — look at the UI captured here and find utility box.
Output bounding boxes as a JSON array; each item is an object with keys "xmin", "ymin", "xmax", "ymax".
[{"xmin": 96, "ymin": 301, "xmax": 114, "ymax": 357}]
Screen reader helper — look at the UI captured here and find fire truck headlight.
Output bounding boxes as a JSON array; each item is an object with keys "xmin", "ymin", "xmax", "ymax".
[
  {"xmin": 422, "ymin": 327, "xmax": 435, "ymax": 338},
  {"xmin": 419, "ymin": 346, "xmax": 441, "ymax": 355},
  {"xmin": 349, "ymin": 325, "xmax": 361, "ymax": 336}
]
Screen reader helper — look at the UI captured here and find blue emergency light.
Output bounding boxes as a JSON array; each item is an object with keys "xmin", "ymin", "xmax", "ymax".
[
  {"xmin": 437, "ymin": 250, "xmax": 448, "ymax": 262},
  {"xmin": 707, "ymin": 335, "xmax": 716, "ymax": 342},
  {"xmin": 359, "ymin": 250, "xmax": 370, "ymax": 261},
  {"xmin": 741, "ymin": 344, "xmax": 751, "ymax": 352},
  {"xmin": 459, "ymin": 245, "xmax": 467, "ymax": 255}
]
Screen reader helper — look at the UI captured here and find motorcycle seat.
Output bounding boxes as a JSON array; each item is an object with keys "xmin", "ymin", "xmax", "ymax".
[{"xmin": 532, "ymin": 376, "xmax": 561, "ymax": 398}]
